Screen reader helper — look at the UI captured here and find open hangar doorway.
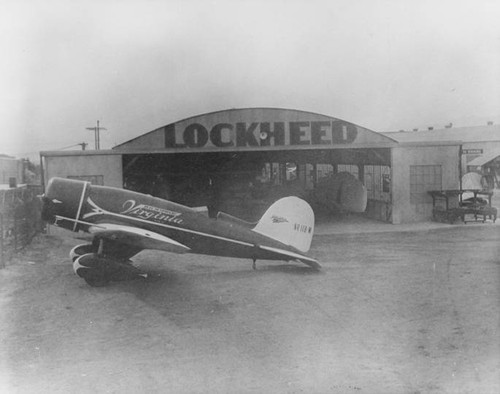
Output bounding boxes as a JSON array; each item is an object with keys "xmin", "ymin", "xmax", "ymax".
[{"xmin": 122, "ymin": 147, "xmax": 392, "ymax": 223}]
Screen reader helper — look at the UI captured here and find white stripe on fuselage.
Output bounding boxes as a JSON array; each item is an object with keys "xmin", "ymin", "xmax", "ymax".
[
  {"xmin": 54, "ymin": 210, "xmax": 312, "ymax": 262},
  {"xmin": 73, "ymin": 181, "xmax": 89, "ymax": 232},
  {"xmin": 57, "ymin": 211, "xmax": 253, "ymax": 248}
]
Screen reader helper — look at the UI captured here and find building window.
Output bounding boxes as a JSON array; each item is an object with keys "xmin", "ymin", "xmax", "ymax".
[
  {"xmin": 68, "ymin": 175, "xmax": 104, "ymax": 185},
  {"xmin": 316, "ymin": 164, "xmax": 334, "ymax": 181},
  {"xmin": 337, "ymin": 164, "xmax": 359, "ymax": 179},
  {"xmin": 409, "ymin": 165, "xmax": 442, "ymax": 204}
]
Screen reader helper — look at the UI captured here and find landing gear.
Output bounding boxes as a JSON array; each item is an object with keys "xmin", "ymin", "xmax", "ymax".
[
  {"xmin": 73, "ymin": 253, "xmax": 147, "ymax": 287},
  {"xmin": 70, "ymin": 243, "xmax": 97, "ymax": 262},
  {"xmin": 73, "ymin": 253, "xmax": 111, "ymax": 287},
  {"xmin": 252, "ymin": 244, "xmax": 258, "ymax": 270},
  {"xmin": 72, "ymin": 239, "xmax": 146, "ymax": 287}
]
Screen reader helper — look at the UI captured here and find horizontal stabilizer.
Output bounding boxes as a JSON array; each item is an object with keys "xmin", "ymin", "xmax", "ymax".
[{"xmin": 259, "ymin": 245, "xmax": 321, "ymax": 270}]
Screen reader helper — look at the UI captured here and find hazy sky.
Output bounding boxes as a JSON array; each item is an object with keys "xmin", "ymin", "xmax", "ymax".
[{"xmin": 1, "ymin": 0, "xmax": 499, "ymax": 159}]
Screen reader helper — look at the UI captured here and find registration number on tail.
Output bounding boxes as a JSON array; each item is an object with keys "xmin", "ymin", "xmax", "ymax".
[{"xmin": 294, "ymin": 223, "xmax": 312, "ymax": 233}]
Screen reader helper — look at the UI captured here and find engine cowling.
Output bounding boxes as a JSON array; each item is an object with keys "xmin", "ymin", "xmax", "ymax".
[{"xmin": 42, "ymin": 178, "xmax": 90, "ymax": 231}]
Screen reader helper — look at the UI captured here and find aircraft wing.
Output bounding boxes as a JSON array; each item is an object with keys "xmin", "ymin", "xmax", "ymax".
[
  {"xmin": 88, "ymin": 223, "xmax": 191, "ymax": 254},
  {"xmin": 259, "ymin": 245, "xmax": 321, "ymax": 270}
]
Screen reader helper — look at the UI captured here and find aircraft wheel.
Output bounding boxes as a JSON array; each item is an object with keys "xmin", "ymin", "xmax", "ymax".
[
  {"xmin": 73, "ymin": 253, "xmax": 110, "ymax": 287},
  {"xmin": 70, "ymin": 243, "xmax": 97, "ymax": 262}
]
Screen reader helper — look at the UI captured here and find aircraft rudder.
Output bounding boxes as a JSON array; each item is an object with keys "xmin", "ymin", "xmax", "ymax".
[{"xmin": 253, "ymin": 196, "xmax": 315, "ymax": 253}]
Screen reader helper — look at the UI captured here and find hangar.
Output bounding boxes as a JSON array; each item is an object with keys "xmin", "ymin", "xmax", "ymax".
[{"xmin": 41, "ymin": 108, "xmax": 462, "ymax": 224}]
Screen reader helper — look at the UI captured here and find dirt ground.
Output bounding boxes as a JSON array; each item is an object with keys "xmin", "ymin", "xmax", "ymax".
[{"xmin": 0, "ymin": 223, "xmax": 499, "ymax": 394}]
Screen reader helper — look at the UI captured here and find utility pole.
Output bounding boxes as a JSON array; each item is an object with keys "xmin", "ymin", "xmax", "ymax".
[
  {"xmin": 78, "ymin": 142, "xmax": 88, "ymax": 151},
  {"xmin": 86, "ymin": 120, "xmax": 107, "ymax": 150}
]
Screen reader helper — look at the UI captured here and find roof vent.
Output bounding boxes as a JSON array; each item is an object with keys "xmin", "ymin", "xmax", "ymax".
[
  {"xmin": 412, "ymin": 128, "xmax": 419, "ymax": 132},
  {"xmin": 487, "ymin": 121, "xmax": 494, "ymax": 126},
  {"xmin": 445, "ymin": 122, "xmax": 453, "ymax": 128},
  {"xmin": 428, "ymin": 126, "xmax": 434, "ymax": 131}
]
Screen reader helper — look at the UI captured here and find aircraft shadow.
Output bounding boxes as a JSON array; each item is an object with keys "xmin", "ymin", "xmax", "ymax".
[
  {"xmin": 257, "ymin": 264, "xmax": 323, "ymax": 275},
  {"xmin": 138, "ymin": 261, "xmax": 322, "ymax": 281},
  {"xmin": 112, "ymin": 261, "xmax": 322, "ymax": 326}
]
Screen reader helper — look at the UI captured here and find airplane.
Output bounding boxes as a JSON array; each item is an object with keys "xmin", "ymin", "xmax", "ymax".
[
  {"xmin": 41, "ymin": 177, "xmax": 320, "ymax": 286},
  {"xmin": 312, "ymin": 171, "xmax": 368, "ymax": 214}
]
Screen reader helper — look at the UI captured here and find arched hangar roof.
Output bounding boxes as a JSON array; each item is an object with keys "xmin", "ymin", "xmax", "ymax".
[{"xmin": 113, "ymin": 107, "xmax": 397, "ymax": 153}]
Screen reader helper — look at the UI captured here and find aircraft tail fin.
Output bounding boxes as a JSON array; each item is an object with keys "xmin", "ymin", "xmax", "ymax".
[{"xmin": 252, "ymin": 196, "xmax": 315, "ymax": 253}]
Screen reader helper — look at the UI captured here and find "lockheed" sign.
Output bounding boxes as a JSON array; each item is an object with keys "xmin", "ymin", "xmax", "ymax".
[{"xmin": 164, "ymin": 121, "xmax": 358, "ymax": 149}]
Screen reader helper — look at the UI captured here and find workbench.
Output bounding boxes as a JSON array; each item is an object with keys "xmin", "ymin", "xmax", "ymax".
[{"xmin": 428, "ymin": 189, "xmax": 497, "ymax": 224}]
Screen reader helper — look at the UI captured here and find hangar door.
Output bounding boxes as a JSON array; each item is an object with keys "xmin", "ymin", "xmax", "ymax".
[{"xmin": 122, "ymin": 147, "xmax": 392, "ymax": 222}]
